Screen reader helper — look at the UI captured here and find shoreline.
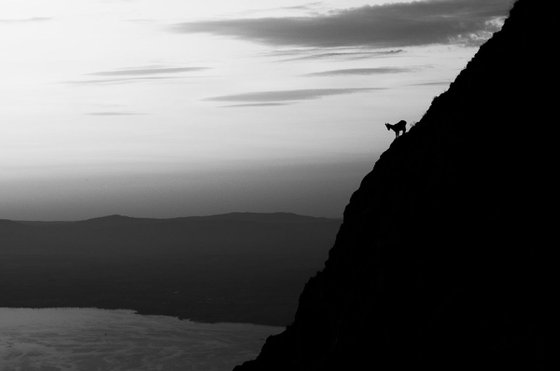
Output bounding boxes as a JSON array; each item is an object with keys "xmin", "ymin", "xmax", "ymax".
[{"xmin": 0, "ymin": 304, "xmax": 288, "ymax": 328}]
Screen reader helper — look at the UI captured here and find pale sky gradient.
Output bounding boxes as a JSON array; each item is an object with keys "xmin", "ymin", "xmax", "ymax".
[{"xmin": 0, "ymin": 0, "xmax": 513, "ymax": 220}]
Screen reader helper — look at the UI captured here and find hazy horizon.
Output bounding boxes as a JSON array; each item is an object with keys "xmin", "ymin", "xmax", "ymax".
[
  {"xmin": 0, "ymin": 0, "xmax": 514, "ymax": 221},
  {"xmin": 6, "ymin": 209, "xmax": 344, "ymax": 222}
]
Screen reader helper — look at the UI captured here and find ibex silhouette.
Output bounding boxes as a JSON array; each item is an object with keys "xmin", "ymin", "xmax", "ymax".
[{"xmin": 385, "ymin": 120, "xmax": 407, "ymax": 138}]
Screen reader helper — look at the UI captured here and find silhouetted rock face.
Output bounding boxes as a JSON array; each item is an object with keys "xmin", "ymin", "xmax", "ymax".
[{"xmin": 235, "ymin": 1, "xmax": 549, "ymax": 370}]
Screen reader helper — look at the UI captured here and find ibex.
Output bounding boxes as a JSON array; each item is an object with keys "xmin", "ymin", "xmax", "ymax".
[{"xmin": 385, "ymin": 120, "xmax": 407, "ymax": 138}]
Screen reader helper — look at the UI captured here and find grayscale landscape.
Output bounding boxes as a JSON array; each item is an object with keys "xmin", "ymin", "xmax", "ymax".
[{"xmin": 3, "ymin": 1, "xmax": 546, "ymax": 370}]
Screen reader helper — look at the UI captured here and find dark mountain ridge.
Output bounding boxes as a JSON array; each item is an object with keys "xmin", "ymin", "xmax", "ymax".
[
  {"xmin": 13, "ymin": 212, "xmax": 333, "ymax": 226},
  {"xmin": 0, "ymin": 213, "xmax": 340, "ymax": 326},
  {"xmin": 235, "ymin": 1, "xmax": 549, "ymax": 369}
]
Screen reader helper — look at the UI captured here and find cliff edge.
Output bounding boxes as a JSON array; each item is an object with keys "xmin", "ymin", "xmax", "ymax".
[{"xmin": 235, "ymin": 0, "xmax": 549, "ymax": 369}]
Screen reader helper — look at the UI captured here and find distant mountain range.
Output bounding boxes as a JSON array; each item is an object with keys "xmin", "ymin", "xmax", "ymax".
[{"xmin": 0, "ymin": 213, "xmax": 340, "ymax": 326}]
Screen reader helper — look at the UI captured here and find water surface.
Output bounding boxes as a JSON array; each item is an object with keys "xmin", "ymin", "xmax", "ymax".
[{"xmin": 0, "ymin": 308, "xmax": 282, "ymax": 371}]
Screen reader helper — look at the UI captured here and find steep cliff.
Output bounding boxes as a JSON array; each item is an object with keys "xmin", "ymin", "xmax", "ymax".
[{"xmin": 235, "ymin": 1, "xmax": 549, "ymax": 369}]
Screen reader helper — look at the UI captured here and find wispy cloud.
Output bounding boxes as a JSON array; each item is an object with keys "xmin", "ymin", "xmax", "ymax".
[
  {"xmin": 222, "ymin": 103, "xmax": 291, "ymax": 108},
  {"xmin": 89, "ymin": 66, "xmax": 209, "ymax": 77},
  {"xmin": 0, "ymin": 17, "xmax": 52, "ymax": 24},
  {"xmin": 279, "ymin": 2, "xmax": 323, "ymax": 11},
  {"xmin": 306, "ymin": 67, "xmax": 417, "ymax": 77},
  {"xmin": 408, "ymin": 81, "xmax": 451, "ymax": 87},
  {"xmin": 170, "ymin": 0, "xmax": 513, "ymax": 48},
  {"xmin": 279, "ymin": 49, "xmax": 405, "ymax": 62},
  {"xmin": 234, "ymin": 1, "xmax": 324, "ymax": 17},
  {"xmin": 87, "ymin": 112, "xmax": 146, "ymax": 116},
  {"xmin": 68, "ymin": 76, "xmax": 177, "ymax": 86},
  {"xmin": 206, "ymin": 88, "xmax": 381, "ymax": 106},
  {"xmin": 69, "ymin": 66, "xmax": 210, "ymax": 85}
]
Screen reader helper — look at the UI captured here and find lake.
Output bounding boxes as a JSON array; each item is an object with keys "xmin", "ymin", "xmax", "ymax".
[{"xmin": 0, "ymin": 308, "xmax": 282, "ymax": 371}]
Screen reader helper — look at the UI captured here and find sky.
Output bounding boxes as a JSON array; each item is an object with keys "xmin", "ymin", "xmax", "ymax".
[{"xmin": 0, "ymin": 0, "xmax": 514, "ymax": 220}]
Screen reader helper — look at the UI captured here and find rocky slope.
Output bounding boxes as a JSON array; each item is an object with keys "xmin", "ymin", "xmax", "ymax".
[{"xmin": 235, "ymin": 1, "xmax": 549, "ymax": 369}]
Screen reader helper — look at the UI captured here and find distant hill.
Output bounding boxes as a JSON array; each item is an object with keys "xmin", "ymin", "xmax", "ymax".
[
  {"xmin": 0, "ymin": 213, "xmax": 340, "ymax": 326},
  {"xmin": 235, "ymin": 1, "xmax": 548, "ymax": 370}
]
